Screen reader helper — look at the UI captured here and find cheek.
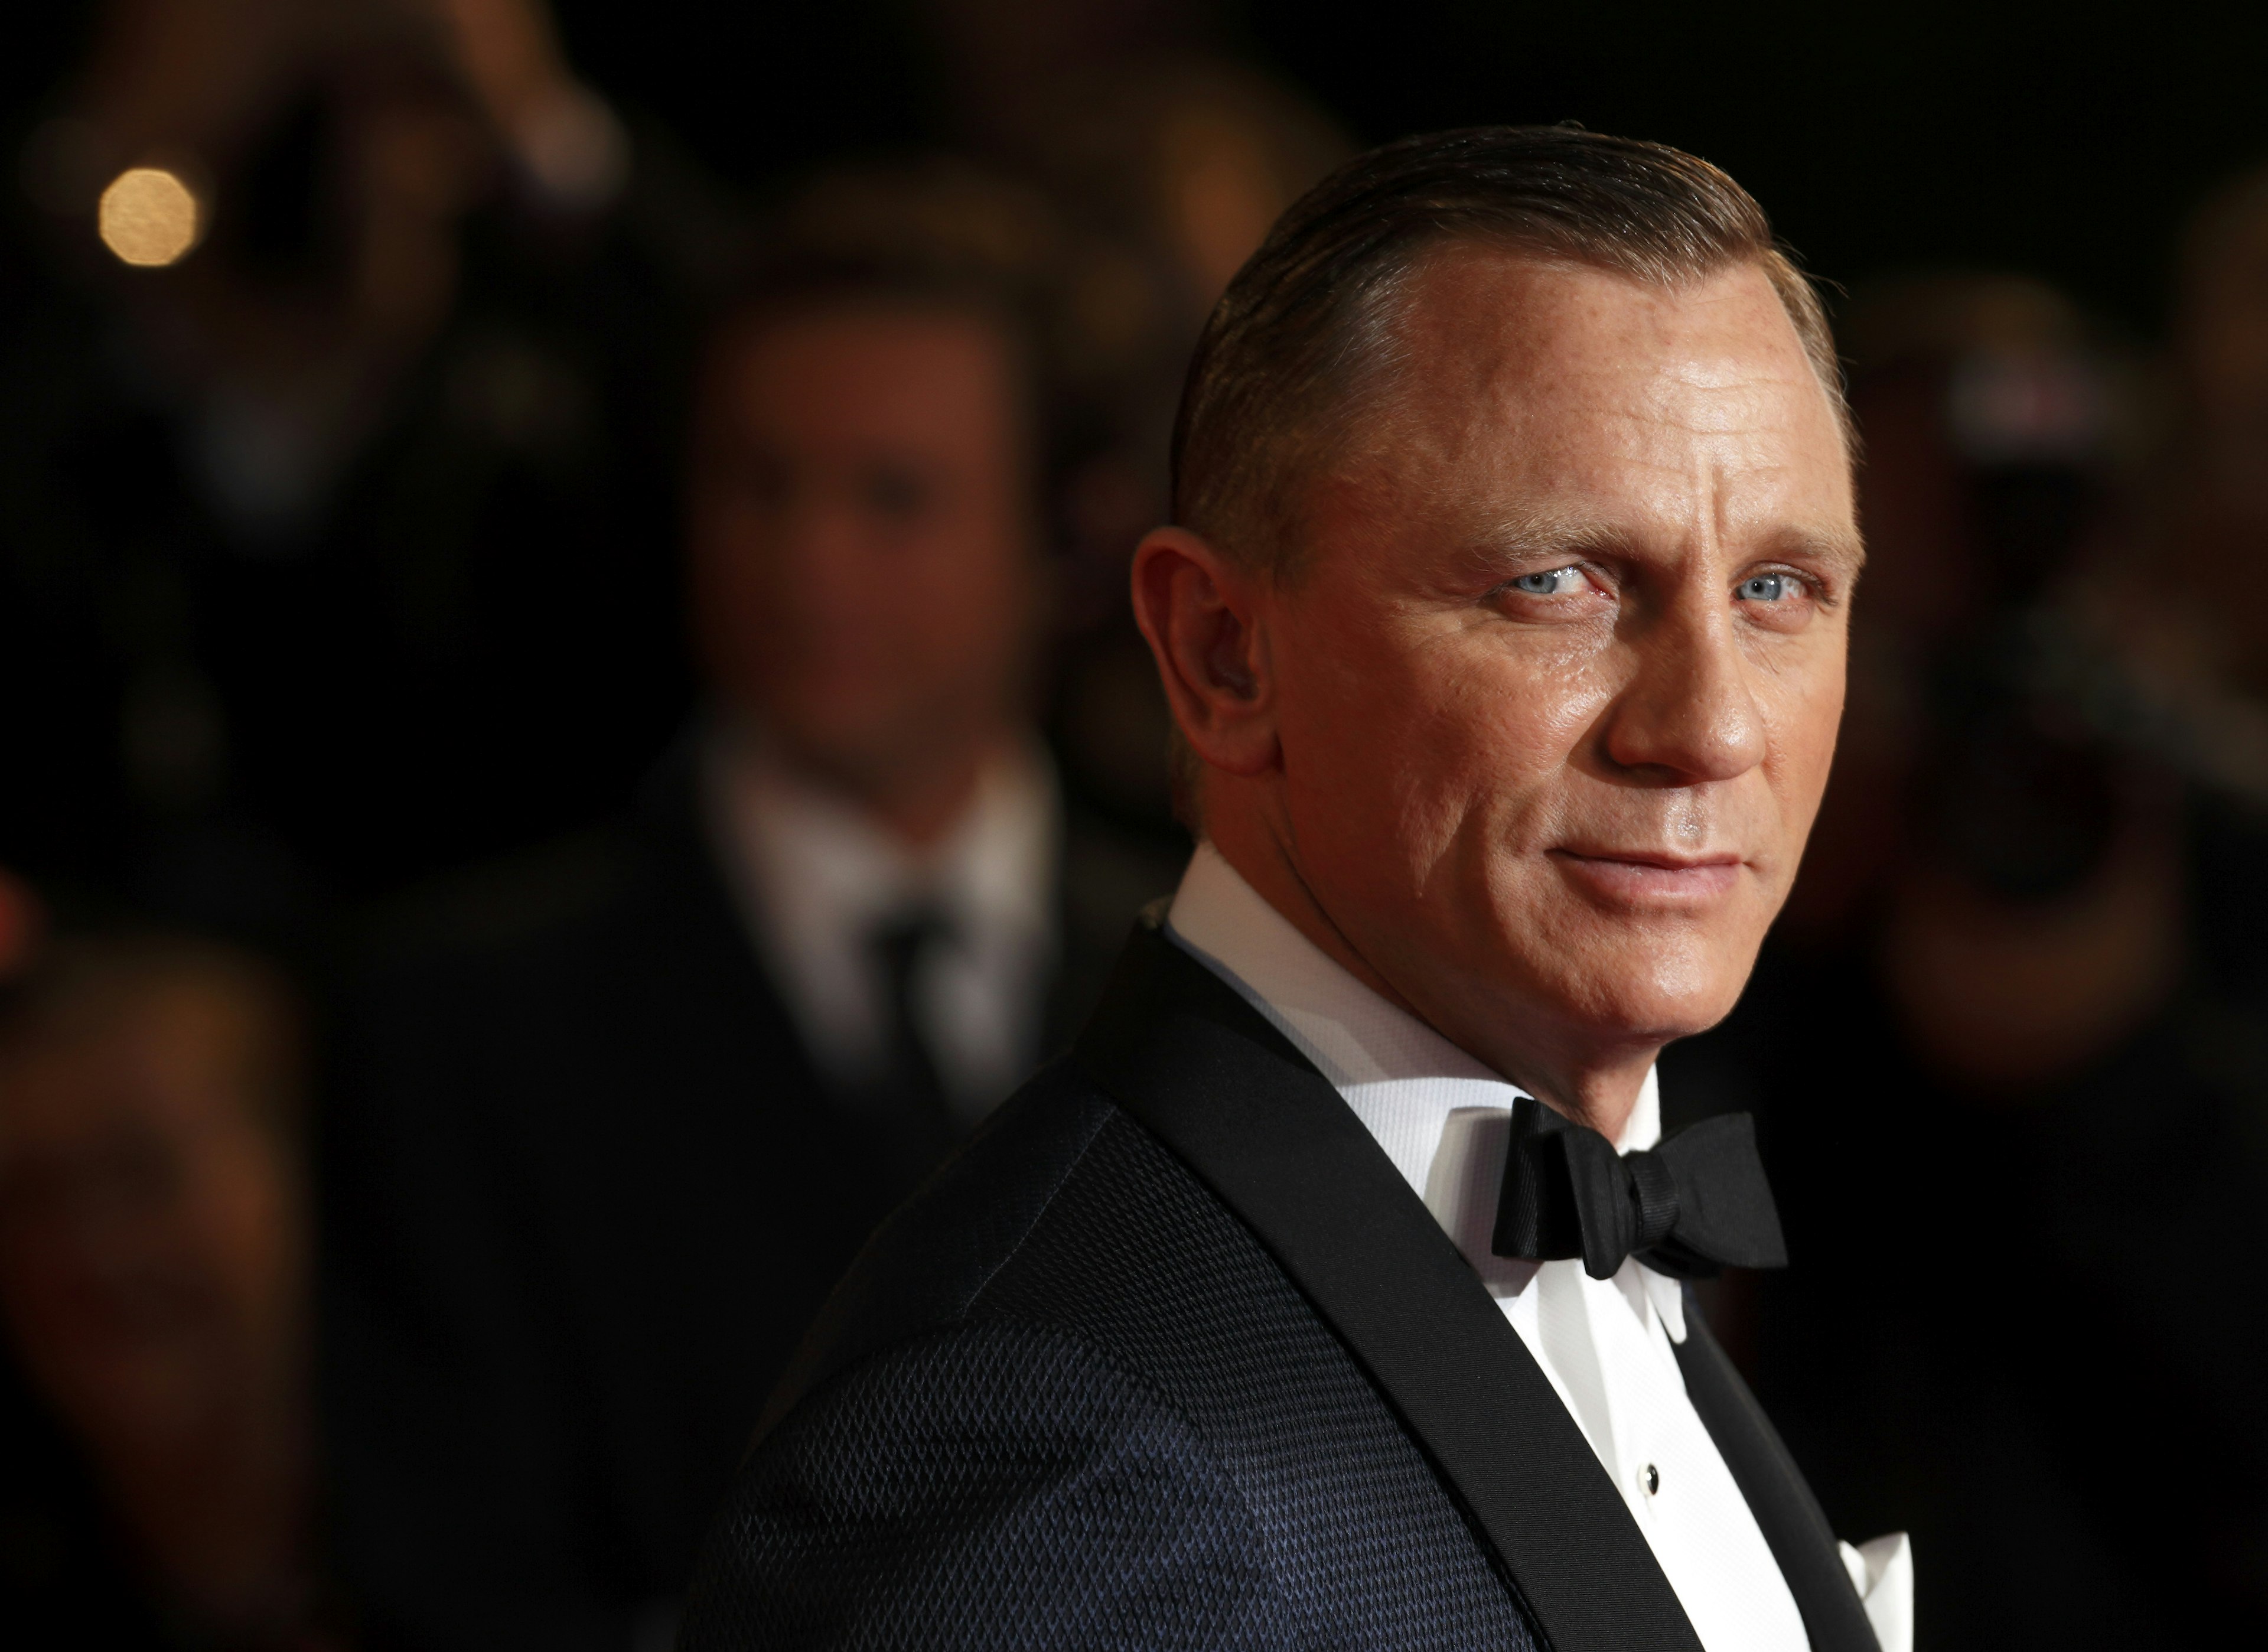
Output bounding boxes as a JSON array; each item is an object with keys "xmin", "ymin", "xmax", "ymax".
[
  {"xmin": 1759, "ymin": 655, "xmax": 1849, "ymax": 848},
  {"xmin": 1276, "ymin": 619, "xmax": 1605, "ymax": 885},
  {"xmin": 687, "ymin": 514, "xmax": 778, "ymax": 670},
  {"xmin": 689, "ymin": 490, "xmax": 767, "ymax": 586},
  {"xmin": 1400, "ymin": 634, "xmax": 1617, "ymax": 853},
  {"xmin": 893, "ymin": 521, "xmax": 1028, "ymax": 669},
  {"xmin": 192, "ymin": 1135, "xmax": 303, "ymax": 1325}
]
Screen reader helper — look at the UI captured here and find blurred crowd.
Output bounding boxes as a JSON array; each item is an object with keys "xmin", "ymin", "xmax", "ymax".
[{"xmin": 4, "ymin": 2, "xmax": 2268, "ymax": 1650}]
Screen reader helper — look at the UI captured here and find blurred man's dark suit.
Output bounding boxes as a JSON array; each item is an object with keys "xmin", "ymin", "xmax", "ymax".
[
  {"xmin": 317, "ymin": 744, "xmax": 1177, "ymax": 1652},
  {"xmin": 677, "ymin": 914, "xmax": 1879, "ymax": 1652}
]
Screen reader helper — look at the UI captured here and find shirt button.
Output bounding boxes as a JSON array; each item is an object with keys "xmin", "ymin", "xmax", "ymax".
[{"xmin": 1643, "ymin": 1464, "xmax": 1660, "ymax": 1496}]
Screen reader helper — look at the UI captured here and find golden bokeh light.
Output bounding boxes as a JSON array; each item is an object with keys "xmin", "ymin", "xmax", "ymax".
[{"xmin": 97, "ymin": 167, "xmax": 203, "ymax": 268}]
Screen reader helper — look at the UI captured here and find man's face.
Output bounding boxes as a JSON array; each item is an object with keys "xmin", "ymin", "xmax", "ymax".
[
  {"xmin": 1266, "ymin": 251, "xmax": 1858, "ymax": 1071},
  {"xmin": 687, "ymin": 304, "xmax": 1038, "ymax": 788},
  {"xmin": 0, "ymin": 970, "xmax": 301, "ymax": 1442}
]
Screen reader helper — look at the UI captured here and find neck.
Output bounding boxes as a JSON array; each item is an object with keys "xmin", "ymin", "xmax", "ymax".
[{"xmin": 1205, "ymin": 807, "xmax": 1658, "ymax": 1143}]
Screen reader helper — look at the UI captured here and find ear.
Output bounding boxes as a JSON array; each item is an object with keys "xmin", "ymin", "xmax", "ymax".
[{"xmin": 1129, "ymin": 526, "xmax": 1279, "ymax": 780}]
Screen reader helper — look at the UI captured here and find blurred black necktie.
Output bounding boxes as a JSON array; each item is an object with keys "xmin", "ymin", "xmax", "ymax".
[
  {"xmin": 868, "ymin": 905, "xmax": 956, "ymax": 1135},
  {"xmin": 1491, "ymin": 1094, "xmax": 1787, "ymax": 1280}
]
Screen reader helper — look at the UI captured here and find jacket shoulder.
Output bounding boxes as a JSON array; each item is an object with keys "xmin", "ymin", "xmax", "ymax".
[
  {"xmin": 755, "ymin": 1058, "xmax": 1123, "ymax": 1433},
  {"xmin": 685, "ymin": 1315, "xmax": 1291, "ymax": 1652}
]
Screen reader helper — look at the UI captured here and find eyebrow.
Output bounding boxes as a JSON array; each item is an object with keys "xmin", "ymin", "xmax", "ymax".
[
  {"xmin": 1456, "ymin": 505, "xmax": 1619, "ymax": 568},
  {"xmin": 1771, "ymin": 526, "xmax": 1868, "ymax": 580}
]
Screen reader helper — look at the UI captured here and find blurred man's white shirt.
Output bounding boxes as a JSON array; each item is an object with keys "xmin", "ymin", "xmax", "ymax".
[
  {"xmin": 702, "ymin": 722, "xmax": 1060, "ymax": 1123},
  {"xmin": 1167, "ymin": 840, "xmax": 1912, "ymax": 1652}
]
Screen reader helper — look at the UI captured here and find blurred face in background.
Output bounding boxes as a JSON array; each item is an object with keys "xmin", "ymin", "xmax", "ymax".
[
  {"xmin": 687, "ymin": 302, "xmax": 1042, "ymax": 826},
  {"xmin": 0, "ymin": 957, "xmax": 303, "ymax": 1456}
]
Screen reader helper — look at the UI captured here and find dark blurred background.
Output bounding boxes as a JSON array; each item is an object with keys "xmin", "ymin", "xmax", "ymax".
[
  {"xmin": 547, "ymin": 0, "xmax": 2268, "ymax": 327},
  {"xmin": 8, "ymin": 4, "xmax": 2268, "ymax": 1650}
]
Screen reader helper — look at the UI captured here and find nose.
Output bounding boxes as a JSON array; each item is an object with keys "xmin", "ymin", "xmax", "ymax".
[{"xmin": 1599, "ymin": 595, "xmax": 1767, "ymax": 784}]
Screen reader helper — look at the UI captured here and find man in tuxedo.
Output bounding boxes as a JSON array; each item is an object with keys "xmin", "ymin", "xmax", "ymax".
[
  {"xmin": 318, "ymin": 165, "xmax": 1181, "ymax": 1651},
  {"xmin": 681, "ymin": 128, "xmax": 1908, "ymax": 1652}
]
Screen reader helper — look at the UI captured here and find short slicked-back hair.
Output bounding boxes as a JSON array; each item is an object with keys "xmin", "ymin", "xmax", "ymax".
[{"xmin": 1169, "ymin": 125, "xmax": 1847, "ymax": 575}]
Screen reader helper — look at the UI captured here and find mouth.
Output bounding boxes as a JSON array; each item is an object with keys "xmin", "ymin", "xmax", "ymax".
[{"xmin": 1547, "ymin": 847, "xmax": 1744, "ymax": 906}]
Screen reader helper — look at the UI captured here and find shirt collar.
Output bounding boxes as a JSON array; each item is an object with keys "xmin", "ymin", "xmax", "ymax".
[{"xmin": 703, "ymin": 719, "xmax": 1060, "ymax": 953}]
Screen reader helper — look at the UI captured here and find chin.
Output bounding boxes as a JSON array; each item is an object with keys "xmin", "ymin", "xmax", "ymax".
[{"xmin": 1542, "ymin": 932, "xmax": 1758, "ymax": 1048}]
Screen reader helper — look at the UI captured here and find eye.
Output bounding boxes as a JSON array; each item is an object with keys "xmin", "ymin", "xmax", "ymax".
[
  {"xmin": 1510, "ymin": 566, "xmax": 1585, "ymax": 596},
  {"xmin": 1732, "ymin": 566, "xmax": 1824, "ymax": 633},
  {"xmin": 859, "ymin": 465, "xmax": 932, "ymax": 521},
  {"xmin": 717, "ymin": 452, "xmax": 790, "ymax": 510},
  {"xmin": 1489, "ymin": 562, "xmax": 1611, "ymax": 621}
]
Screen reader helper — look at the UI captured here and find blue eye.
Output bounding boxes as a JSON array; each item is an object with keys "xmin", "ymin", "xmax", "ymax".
[
  {"xmin": 1738, "ymin": 573, "xmax": 1795, "ymax": 602},
  {"xmin": 1512, "ymin": 568, "xmax": 1576, "ymax": 595}
]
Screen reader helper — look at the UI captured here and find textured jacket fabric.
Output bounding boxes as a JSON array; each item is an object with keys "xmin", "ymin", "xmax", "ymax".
[
  {"xmin": 683, "ymin": 1068, "xmax": 1545, "ymax": 1651},
  {"xmin": 682, "ymin": 919, "xmax": 1881, "ymax": 1652}
]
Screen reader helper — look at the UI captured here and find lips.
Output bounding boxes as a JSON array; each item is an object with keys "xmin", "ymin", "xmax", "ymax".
[{"xmin": 1547, "ymin": 847, "xmax": 1743, "ymax": 905}]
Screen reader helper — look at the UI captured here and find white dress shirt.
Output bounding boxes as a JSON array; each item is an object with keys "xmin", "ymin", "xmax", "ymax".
[
  {"xmin": 701, "ymin": 724, "xmax": 1060, "ymax": 1124},
  {"xmin": 1167, "ymin": 842, "xmax": 1911, "ymax": 1652}
]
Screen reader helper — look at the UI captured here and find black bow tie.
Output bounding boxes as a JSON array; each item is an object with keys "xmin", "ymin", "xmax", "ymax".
[{"xmin": 1491, "ymin": 1096, "xmax": 1788, "ymax": 1280}]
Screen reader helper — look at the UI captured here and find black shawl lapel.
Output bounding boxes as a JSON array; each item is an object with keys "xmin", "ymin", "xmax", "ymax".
[
  {"xmin": 1076, "ymin": 919, "xmax": 1705, "ymax": 1652},
  {"xmin": 1674, "ymin": 1301, "xmax": 1880, "ymax": 1652}
]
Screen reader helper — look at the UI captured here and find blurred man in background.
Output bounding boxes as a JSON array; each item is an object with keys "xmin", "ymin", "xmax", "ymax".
[
  {"xmin": 0, "ymin": 937, "xmax": 324, "ymax": 1651},
  {"xmin": 318, "ymin": 161, "xmax": 1182, "ymax": 1652}
]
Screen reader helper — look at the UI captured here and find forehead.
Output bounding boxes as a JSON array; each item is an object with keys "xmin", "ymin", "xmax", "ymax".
[
  {"xmin": 704, "ymin": 302, "xmax": 1024, "ymax": 440},
  {"xmin": 0, "ymin": 980, "xmax": 266, "ymax": 1142},
  {"xmin": 1340, "ymin": 248, "xmax": 1853, "ymax": 547}
]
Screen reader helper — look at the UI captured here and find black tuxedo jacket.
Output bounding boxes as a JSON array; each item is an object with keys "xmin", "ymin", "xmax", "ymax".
[
  {"xmin": 680, "ymin": 915, "xmax": 1880, "ymax": 1651},
  {"xmin": 317, "ymin": 750, "xmax": 1178, "ymax": 1652}
]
